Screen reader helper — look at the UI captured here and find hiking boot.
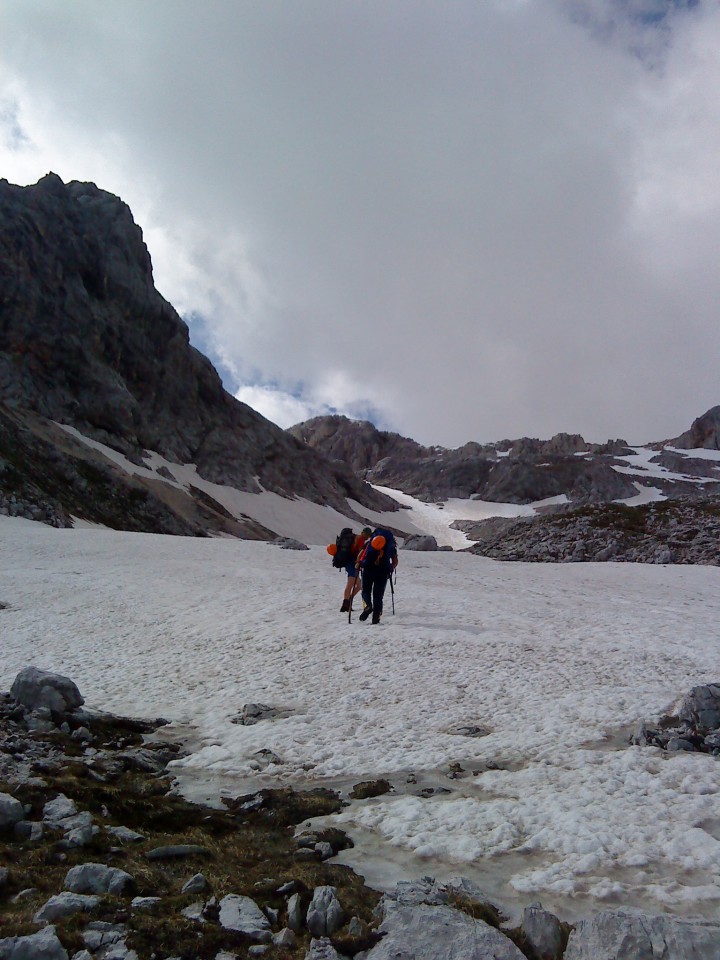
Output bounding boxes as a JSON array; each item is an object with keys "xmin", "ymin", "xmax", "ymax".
[
  {"xmin": 358, "ymin": 605, "xmax": 373, "ymax": 622},
  {"xmin": 371, "ymin": 611, "xmax": 382, "ymax": 624},
  {"xmin": 340, "ymin": 599, "xmax": 350, "ymax": 613}
]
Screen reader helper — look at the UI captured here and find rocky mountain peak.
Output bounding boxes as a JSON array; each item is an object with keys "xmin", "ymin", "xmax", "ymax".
[{"xmin": 0, "ymin": 174, "xmax": 397, "ymax": 535}]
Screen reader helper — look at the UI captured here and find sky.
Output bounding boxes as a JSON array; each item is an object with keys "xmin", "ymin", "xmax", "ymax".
[
  {"xmin": 1, "ymin": 0, "xmax": 719, "ymax": 447},
  {"xmin": 3, "ymin": 512, "xmax": 720, "ymax": 924}
]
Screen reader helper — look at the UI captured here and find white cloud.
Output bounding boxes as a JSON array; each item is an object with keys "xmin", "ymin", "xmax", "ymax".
[
  {"xmin": 234, "ymin": 384, "xmax": 322, "ymax": 430},
  {"xmin": 1, "ymin": 0, "xmax": 718, "ymax": 446}
]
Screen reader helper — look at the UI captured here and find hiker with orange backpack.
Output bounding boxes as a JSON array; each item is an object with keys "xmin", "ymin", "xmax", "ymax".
[
  {"xmin": 357, "ymin": 527, "xmax": 398, "ymax": 624},
  {"xmin": 327, "ymin": 526, "xmax": 373, "ymax": 612}
]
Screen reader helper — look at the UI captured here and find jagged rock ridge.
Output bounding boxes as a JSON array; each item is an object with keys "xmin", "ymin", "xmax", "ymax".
[
  {"xmin": 289, "ymin": 412, "xmax": 720, "ymax": 561},
  {"xmin": 0, "ymin": 174, "xmax": 397, "ymax": 535},
  {"xmin": 289, "ymin": 413, "xmax": 720, "ymax": 507}
]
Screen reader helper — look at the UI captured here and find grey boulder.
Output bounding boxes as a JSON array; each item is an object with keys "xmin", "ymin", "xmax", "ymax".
[
  {"xmin": 43, "ymin": 796, "xmax": 77, "ymax": 824},
  {"xmin": 0, "ymin": 793, "xmax": 25, "ymax": 828},
  {"xmin": 522, "ymin": 902, "xmax": 563, "ymax": 959},
  {"xmin": 105, "ymin": 826, "xmax": 145, "ymax": 843},
  {"xmin": 359, "ymin": 898, "xmax": 526, "ymax": 960},
  {"xmin": 274, "ymin": 537, "xmax": 309, "ymax": 551},
  {"xmin": 305, "ymin": 940, "xmax": 346, "ymax": 960},
  {"xmin": 564, "ymin": 910, "xmax": 720, "ymax": 959},
  {"xmin": 287, "ymin": 892, "xmax": 303, "ymax": 932},
  {"xmin": 33, "ymin": 893, "xmax": 100, "ymax": 924},
  {"xmin": 11, "ymin": 668, "xmax": 84, "ymax": 714},
  {"xmin": 273, "ymin": 928, "xmax": 296, "ymax": 948},
  {"xmin": 64, "ymin": 863, "xmax": 135, "ymax": 896},
  {"xmin": 676, "ymin": 683, "xmax": 720, "ymax": 733},
  {"xmin": 218, "ymin": 895, "xmax": 271, "ymax": 942},
  {"xmin": 402, "ymin": 535, "xmax": 439, "ymax": 551},
  {"xmin": 306, "ymin": 886, "xmax": 344, "ymax": 938},
  {"xmin": 0, "ymin": 926, "xmax": 69, "ymax": 960},
  {"xmin": 181, "ymin": 873, "xmax": 209, "ymax": 894}
]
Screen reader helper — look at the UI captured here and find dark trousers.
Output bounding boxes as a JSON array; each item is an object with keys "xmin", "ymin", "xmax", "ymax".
[{"xmin": 361, "ymin": 565, "xmax": 390, "ymax": 614}]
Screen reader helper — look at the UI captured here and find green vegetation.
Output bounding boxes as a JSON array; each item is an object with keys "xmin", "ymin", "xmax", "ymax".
[{"xmin": 0, "ymin": 721, "xmax": 381, "ymax": 958}]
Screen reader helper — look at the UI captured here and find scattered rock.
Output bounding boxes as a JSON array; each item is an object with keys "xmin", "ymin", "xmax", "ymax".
[
  {"xmin": 402, "ymin": 535, "xmax": 439, "ymax": 551},
  {"xmin": 231, "ymin": 703, "xmax": 291, "ymax": 726},
  {"xmin": 43, "ymin": 795, "xmax": 77, "ymax": 823},
  {"xmin": 64, "ymin": 863, "xmax": 135, "ymax": 896},
  {"xmin": 248, "ymin": 749, "xmax": 283, "ymax": 771},
  {"xmin": 33, "ymin": 893, "xmax": 101, "ymax": 924},
  {"xmin": 633, "ymin": 682, "xmax": 720, "ymax": 755},
  {"xmin": 446, "ymin": 722, "xmax": 492, "ymax": 738},
  {"xmin": 11, "ymin": 668, "xmax": 84, "ymax": 715},
  {"xmin": 369, "ymin": 894, "xmax": 525, "ymax": 959},
  {"xmin": 181, "ymin": 873, "xmax": 209, "ymax": 895},
  {"xmin": 287, "ymin": 892, "xmax": 303, "ymax": 932},
  {"xmin": 0, "ymin": 925, "xmax": 69, "ymax": 960},
  {"xmin": 304, "ymin": 939, "xmax": 345, "ymax": 960},
  {"xmin": 315, "ymin": 841, "xmax": 334, "ymax": 860},
  {"xmin": 82, "ymin": 922, "xmax": 127, "ymax": 952},
  {"xmin": 130, "ymin": 897, "xmax": 162, "ymax": 911},
  {"xmin": 564, "ymin": 909, "xmax": 720, "ymax": 959},
  {"xmin": 0, "ymin": 792, "xmax": 25, "ymax": 828},
  {"xmin": 218, "ymin": 895, "xmax": 272, "ymax": 942},
  {"xmin": 273, "ymin": 537, "xmax": 310, "ymax": 551},
  {"xmin": 306, "ymin": 886, "xmax": 344, "ymax": 938},
  {"xmin": 677, "ymin": 684, "xmax": 720, "ymax": 732},
  {"xmin": 105, "ymin": 826, "xmax": 145, "ymax": 843},
  {"xmin": 272, "ymin": 928, "xmax": 295, "ymax": 948},
  {"xmin": 522, "ymin": 901, "xmax": 564, "ymax": 960},
  {"xmin": 349, "ymin": 779, "xmax": 392, "ymax": 800},
  {"xmin": 180, "ymin": 902, "xmax": 206, "ymax": 923}
]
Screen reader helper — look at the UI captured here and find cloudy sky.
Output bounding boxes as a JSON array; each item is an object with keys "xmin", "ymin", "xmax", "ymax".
[{"xmin": 1, "ymin": 0, "xmax": 718, "ymax": 447}]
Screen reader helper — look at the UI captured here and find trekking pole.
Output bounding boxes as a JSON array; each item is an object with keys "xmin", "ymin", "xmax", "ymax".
[
  {"xmin": 348, "ymin": 571, "xmax": 360, "ymax": 624},
  {"xmin": 389, "ymin": 571, "xmax": 395, "ymax": 615}
]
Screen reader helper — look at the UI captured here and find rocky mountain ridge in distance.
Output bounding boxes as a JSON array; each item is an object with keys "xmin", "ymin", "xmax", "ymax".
[
  {"xmin": 288, "ymin": 411, "xmax": 720, "ymax": 506},
  {"xmin": 288, "ymin": 410, "xmax": 720, "ymax": 563},
  {"xmin": 0, "ymin": 174, "xmax": 398, "ymax": 536}
]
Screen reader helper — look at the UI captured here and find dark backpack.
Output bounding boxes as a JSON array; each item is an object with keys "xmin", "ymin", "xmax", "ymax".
[
  {"xmin": 362, "ymin": 527, "xmax": 397, "ymax": 568},
  {"xmin": 332, "ymin": 528, "xmax": 356, "ymax": 569}
]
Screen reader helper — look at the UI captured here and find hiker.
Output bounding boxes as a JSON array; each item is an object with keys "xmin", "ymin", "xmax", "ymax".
[
  {"xmin": 358, "ymin": 527, "xmax": 398, "ymax": 624},
  {"xmin": 329, "ymin": 527, "xmax": 372, "ymax": 612},
  {"xmin": 339, "ymin": 526, "xmax": 372, "ymax": 612}
]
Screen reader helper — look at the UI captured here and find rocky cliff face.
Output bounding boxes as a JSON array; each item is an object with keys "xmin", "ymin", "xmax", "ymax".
[
  {"xmin": 0, "ymin": 174, "xmax": 397, "ymax": 534},
  {"xmin": 670, "ymin": 406, "xmax": 720, "ymax": 451}
]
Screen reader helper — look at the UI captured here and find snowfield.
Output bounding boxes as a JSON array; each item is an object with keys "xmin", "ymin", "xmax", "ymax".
[{"xmin": 2, "ymin": 514, "xmax": 720, "ymax": 922}]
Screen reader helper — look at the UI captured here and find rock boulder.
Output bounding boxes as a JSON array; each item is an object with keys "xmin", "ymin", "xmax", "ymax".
[{"xmin": 10, "ymin": 668, "xmax": 84, "ymax": 715}]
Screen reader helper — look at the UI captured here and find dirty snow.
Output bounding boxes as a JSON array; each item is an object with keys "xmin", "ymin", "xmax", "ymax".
[{"xmin": 2, "ymin": 514, "xmax": 719, "ymax": 922}]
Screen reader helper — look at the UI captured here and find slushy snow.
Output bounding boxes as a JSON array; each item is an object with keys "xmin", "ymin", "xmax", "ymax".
[{"xmin": 3, "ymin": 510, "xmax": 720, "ymax": 922}]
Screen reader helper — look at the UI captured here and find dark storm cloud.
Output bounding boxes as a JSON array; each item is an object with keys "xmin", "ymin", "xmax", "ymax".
[{"xmin": 1, "ymin": 0, "xmax": 718, "ymax": 446}]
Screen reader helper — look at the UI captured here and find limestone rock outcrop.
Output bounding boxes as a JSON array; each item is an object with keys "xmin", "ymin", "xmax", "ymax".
[
  {"xmin": 0, "ymin": 174, "xmax": 397, "ymax": 535},
  {"xmin": 670, "ymin": 405, "xmax": 720, "ymax": 451}
]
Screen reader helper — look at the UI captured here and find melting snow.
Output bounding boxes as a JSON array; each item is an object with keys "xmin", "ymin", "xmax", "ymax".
[{"xmin": 2, "ymin": 514, "xmax": 719, "ymax": 921}]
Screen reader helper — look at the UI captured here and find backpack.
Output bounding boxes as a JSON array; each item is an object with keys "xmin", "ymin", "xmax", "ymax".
[
  {"xmin": 332, "ymin": 528, "xmax": 356, "ymax": 569},
  {"xmin": 361, "ymin": 527, "xmax": 397, "ymax": 568}
]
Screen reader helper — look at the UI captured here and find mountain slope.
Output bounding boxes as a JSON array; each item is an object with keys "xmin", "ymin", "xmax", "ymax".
[{"xmin": 0, "ymin": 174, "xmax": 398, "ymax": 535}]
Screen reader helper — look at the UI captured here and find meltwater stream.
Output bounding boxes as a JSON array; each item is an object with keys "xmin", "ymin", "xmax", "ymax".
[{"xmin": 157, "ymin": 723, "xmax": 720, "ymax": 927}]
